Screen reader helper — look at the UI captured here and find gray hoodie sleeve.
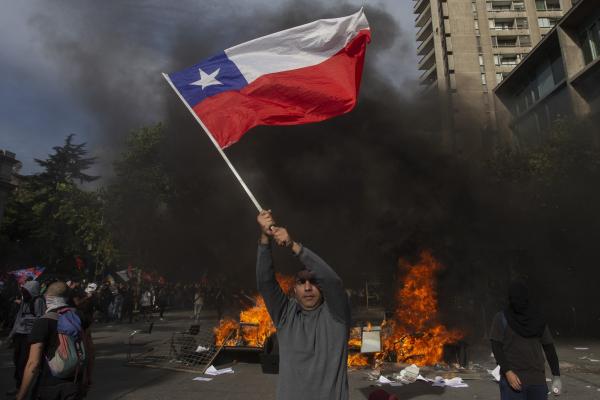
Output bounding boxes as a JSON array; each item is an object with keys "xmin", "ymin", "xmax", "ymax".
[
  {"xmin": 256, "ymin": 243, "xmax": 289, "ymax": 327},
  {"xmin": 298, "ymin": 246, "xmax": 350, "ymax": 325}
]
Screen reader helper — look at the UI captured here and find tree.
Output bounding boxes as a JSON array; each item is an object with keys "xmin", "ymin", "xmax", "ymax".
[
  {"xmin": 35, "ymin": 134, "xmax": 99, "ymax": 185},
  {"xmin": 103, "ymin": 123, "xmax": 173, "ymax": 269},
  {"xmin": 0, "ymin": 135, "xmax": 115, "ymax": 273}
]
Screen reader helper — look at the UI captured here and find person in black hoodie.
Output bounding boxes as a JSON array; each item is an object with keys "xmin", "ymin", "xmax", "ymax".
[
  {"xmin": 490, "ymin": 281, "xmax": 561, "ymax": 399},
  {"xmin": 6, "ymin": 280, "xmax": 46, "ymax": 396}
]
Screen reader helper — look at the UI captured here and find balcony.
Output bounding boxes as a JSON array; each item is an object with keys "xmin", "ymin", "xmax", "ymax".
[
  {"xmin": 419, "ymin": 64, "xmax": 437, "ymax": 84},
  {"xmin": 486, "ymin": 1, "xmax": 527, "ymax": 17},
  {"xmin": 414, "ymin": 0, "xmax": 429, "ymax": 15},
  {"xmin": 417, "ymin": 33, "xmax": 434, "ymax": 56},
  {"xmin": 415, "ymin": 3, "xmax": 432, "ymax": 28},
  {"xmin": 418, "ymin": 49, "xmax": 436, "ymax": 70},
  {"xmin": 416, "ymin": 17, "xmax": 433, "ymax": 42}
]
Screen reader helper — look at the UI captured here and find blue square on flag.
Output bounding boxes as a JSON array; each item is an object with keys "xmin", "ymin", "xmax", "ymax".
[{"xmin": 169, "ymin": 52, "xmax": 248, "ymax": 107}]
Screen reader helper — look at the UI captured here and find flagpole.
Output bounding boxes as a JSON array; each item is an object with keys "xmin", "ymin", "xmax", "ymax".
[{"xmin": 162, "ymin": 73, "xmax": 263, "ymax": 212}]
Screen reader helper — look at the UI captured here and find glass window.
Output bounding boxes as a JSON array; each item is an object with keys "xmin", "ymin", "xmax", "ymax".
[
  {"xmin": 496, "ymin": 73, "xmax": 504, "ymax": 83},
  {"xmin": 580, "ymin": 21, "xmax": 600, "ymax": 64},
  {"xmin": 519, "ymin": 35, "xmax": 532, "ymax": 46},
  {"xmin": 481, "ymin": 73, "xmax": 487, "ymax": 85},
  {"xmin": 516, "ymin": 18, "xmax": 529, "ymax": 29},
  {"xmin": 479, "ymin": 55, "xmax": 485, "ymax": 66},
  {"xmin": 538, "ymin": 18, "xmax": 551, "ymax": 28},
  {"xmin": 536, "ymin": 0, "xmax": 546, "ymax": 10}
]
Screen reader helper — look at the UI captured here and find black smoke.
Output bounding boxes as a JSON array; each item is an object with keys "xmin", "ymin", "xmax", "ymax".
[{"xmin": 25, "ymin": 0, "xmax": 600, "ymax": 338}]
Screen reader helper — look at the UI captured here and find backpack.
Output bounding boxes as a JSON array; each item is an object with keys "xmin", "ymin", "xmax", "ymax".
[{"xmin": 42, "ymin": 308, "xmax": 87, "ymax": 381}]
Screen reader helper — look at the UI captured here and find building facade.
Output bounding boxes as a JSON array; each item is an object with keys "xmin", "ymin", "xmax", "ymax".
[
  {"xmin": 494, "ymin": 0, "xmax": 599, "ymax": 147},
  {"xmin": 415, "ymin": 0, "xmax": 576, "ymax": 154}
]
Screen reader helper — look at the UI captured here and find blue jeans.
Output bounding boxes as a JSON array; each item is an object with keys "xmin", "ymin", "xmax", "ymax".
[{"xmin": 500, "ymin": 377, "xmax": 548, "ymax": 400}]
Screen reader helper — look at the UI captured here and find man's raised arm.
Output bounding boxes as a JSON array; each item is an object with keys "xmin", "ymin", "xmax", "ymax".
[{"xmin": 256, "ymin": 210, "xmax": 288, "ymax": 327}]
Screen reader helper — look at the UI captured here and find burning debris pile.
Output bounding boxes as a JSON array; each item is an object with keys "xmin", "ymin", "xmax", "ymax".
[
  {"xmin": 348, "ymin": 251, "xmax": 463, "ymax": 367},
  {"xmin": 214, "ymin": 274, "xmax": 295, "ymax": 347},
  {"xmin": 214, "ymin": 252, "xmax": 461, "ymax": 368}
]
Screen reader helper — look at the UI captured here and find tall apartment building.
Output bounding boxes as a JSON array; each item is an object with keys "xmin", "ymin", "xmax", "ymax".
[{"xmin": 415, "ymin": 0, "xmax": 575, "ymax": 154}]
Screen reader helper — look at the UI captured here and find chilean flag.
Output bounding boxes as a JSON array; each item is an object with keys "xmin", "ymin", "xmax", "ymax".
[{"xmin": 165, "ymin": 9, "xmax": 370, "ymax": 148}]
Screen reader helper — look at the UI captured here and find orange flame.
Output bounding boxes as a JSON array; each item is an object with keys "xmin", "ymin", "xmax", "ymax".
[
  {"xmin": 347, "ymin": 251, "xmax": 463, "ymax": 367},
  {"xmin": 215, "ymin": 253, "xmax": 462, "ymax": 368},
  {"xmin": 214, "ymin": 274, "xmax": 295, "ymax": 347}
]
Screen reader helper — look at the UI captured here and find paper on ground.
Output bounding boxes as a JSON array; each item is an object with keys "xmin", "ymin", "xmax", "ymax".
[
  {"xmin": 193, "ymin": 376, "xmax": 213, "ymax": 382},
  {"xmin": 205, "ymin": 365, "xmax": 234, "ymax": 376},
  {"xmin": 377, "ymin": 375, "xmax": 393, "ymax": 384},
  {"xmin": 432, "ymin": 376, "xmax": 469, "ymax": 388},
  {"xmin": 196, "ymin": 345, "xmax": 210, "ymax": 352},
  {"xmin": 574, "ymin": 347, "xmax": 590, "ymax": 350},
  {"xmin": 487, "ymin": 365, "xmax": 501, "ymax": 382},
  {"xmin": 417, "ymin": 374, "xmax": 433, "ymax": 383}
]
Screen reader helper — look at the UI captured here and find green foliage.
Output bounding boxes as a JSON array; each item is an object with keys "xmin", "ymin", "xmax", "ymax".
[
  {"xmin": 488, "ymin": 117, "xmax": 600, "ymax": 185},
  {"xmin": 103, "ymin": 123, "xmax": 173, "ymax": 268},
  {"xmin": 0, "ymin": 135, "xmax": 115, "ymax": 273},
  {"xmin": 35, "ymin": 134, "xmax": 99, "ymax": 185}
]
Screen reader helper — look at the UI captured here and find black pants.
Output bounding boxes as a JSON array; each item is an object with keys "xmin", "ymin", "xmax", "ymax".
[
  {"xmin": 13, "ymin": 333, "xmax": 30, "ymax": 389},
  {"xmin": 36, "ymin": 383, "xmax": 82, "ymax": 400}
]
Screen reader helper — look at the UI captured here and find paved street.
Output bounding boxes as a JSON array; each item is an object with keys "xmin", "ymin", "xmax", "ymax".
[{"xmin": 2, "ymin": 310, "xmax": 600, "ymax": 399}]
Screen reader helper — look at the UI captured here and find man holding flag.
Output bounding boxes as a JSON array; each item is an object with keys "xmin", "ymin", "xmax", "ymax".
[
  {"xmin": 257, "ymin": 210, "xmax": 351, "ymax": 400},
  {"xmin": 165, "ymin": 12, "xmax": 369, "ymax": 397}
]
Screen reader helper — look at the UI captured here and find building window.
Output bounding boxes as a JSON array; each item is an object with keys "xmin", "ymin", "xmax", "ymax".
[
  {"xmin": 538, "ymin": 17, "xmax": 559, "ymax": 28},
  {"xmin": 580, "ymin": 20, "xmax": 600, "ymax": 64},
  {"xmin": 479, "ymin": 55, "xmax": 485, "ymax": 66},
  {"xmin": 516, "ymin": 18, "xmax": 529, "ymax": 29},
  {"xmin": 487, "ymin": 1, "xmax": 525, "ymax": 12},
  {"xmin": 481, "ymin": 73, "xmax": 487, "ymax": 85},
  {"xmin": 519, "ymin": 35, "xmax": 532, "ymax": 47},
  {"xmin": 536, "ymin": 0, "xmax": 561, "ymax": 11}
]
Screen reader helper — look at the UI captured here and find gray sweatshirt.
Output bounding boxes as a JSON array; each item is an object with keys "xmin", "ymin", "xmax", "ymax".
[{"xmin": 256, "ymin": 243, "xmax": 351, "ymax": 400}]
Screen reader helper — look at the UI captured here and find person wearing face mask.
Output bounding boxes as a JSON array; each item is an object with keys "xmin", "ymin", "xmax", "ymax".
[
  {"xmin": 256, "ymin": 210, "xmax": 351, "ymax": 400},
  {"xmin": 490, "ymin": 281, "xmax": 561, "ymax": 399},
  {"xmin": 6, "ymin": 280, "xmax": 46, "ymax": 397}
]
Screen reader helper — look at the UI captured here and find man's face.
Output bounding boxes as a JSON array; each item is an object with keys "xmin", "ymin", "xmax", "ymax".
[{"xmin": 294, "ymin": 278, "xmax": 322, "ymax": 310}]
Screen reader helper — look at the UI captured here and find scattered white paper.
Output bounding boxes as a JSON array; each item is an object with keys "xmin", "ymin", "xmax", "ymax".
[
  {"xmin": 487, "ymin": 365, "xmax": 501, "ymax": 382},
  {"xmin": 196, "ymin": 345, "xmax": 210, "ymax": 352},
  {"xmin": 432, "ymin": 376, "xmax": 469, "ymax": 388},
  {"xmin": 205, "ymin": 365, "xmax": 234, "ymax": 376},
  {"xmin": 377, "ymin": 375, "xmax": 393, "ymax": 384},
  {"xmin": 417, "ymin": 374, "xmax": 434, "ymax": 383},
  {"xmin": 393, "ymin": 364, "xmax": 420, "ymax": 384},
  {"xmin": 193, "ymin": 376, "xmax": 213, "ymax": 382},
  {"xmin": 546, "ymin": 378, "xmax": 552, "ymax": 382},
  {"xmin": 574, "ymin": 347, "xmax": 590, "ymax": 350}
]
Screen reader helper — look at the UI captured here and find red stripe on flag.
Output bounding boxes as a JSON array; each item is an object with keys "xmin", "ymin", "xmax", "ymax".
[{"xmin": 192, "ymin": 30, "xmax": 371, "ymax": 148}]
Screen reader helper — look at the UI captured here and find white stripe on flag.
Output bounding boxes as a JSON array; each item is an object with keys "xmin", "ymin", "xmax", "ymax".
[{"xmin": 224, "ymin": 9, "xmax": 369, "ymax": 84}]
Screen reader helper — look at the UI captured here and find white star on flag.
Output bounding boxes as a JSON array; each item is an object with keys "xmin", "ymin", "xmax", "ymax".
[{"xmin": 191, "ymin": 68, "xmax": 223, "ymax": 89}]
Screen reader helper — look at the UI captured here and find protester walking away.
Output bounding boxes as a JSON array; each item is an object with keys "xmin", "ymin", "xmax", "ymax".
[
  {"xmin": 157, "ymin": 286, "xmax": 168, "ymax": 320},
  {"xmin": 214, "ymin": 286, "xmax": 225, "ymax": 321},
  {"xmin": 17, "ymin": 281, "xmax": 94, "ymax": 400},
  {"xmin": 140, "ymin": 287, "xmax": 153, "ymax": 322},
  {"xmin": 256, "ymin": 210, "xmax": 351, "ymax": 400},
  {"xmin": 120, "ymin": 284, "xmax": 134, "ymax": 323},
  {"xmin": 6, "ymin": 280, "xmax": 46, "ymax": 397},
  {"xmin": 193, "ymin": 286, "xmax": 204, "ymax": 321},
  {"xmin": 490, "ymin": 281, "xmax": 561, "ymax": 400}
]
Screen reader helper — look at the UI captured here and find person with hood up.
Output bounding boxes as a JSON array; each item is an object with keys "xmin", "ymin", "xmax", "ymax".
[
  {"xmin": 6, "ymin": 280, "xmax": 46, "ymax": 396},
  {"xmin": 490, "ymin": 281, "xmax": 561, "ymax": 399}
]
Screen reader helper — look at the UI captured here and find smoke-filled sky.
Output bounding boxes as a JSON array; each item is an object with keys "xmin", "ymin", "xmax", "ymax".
[{"xmin": 0, "ymin": 0, "xmax": 418, "ymax": 174}]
